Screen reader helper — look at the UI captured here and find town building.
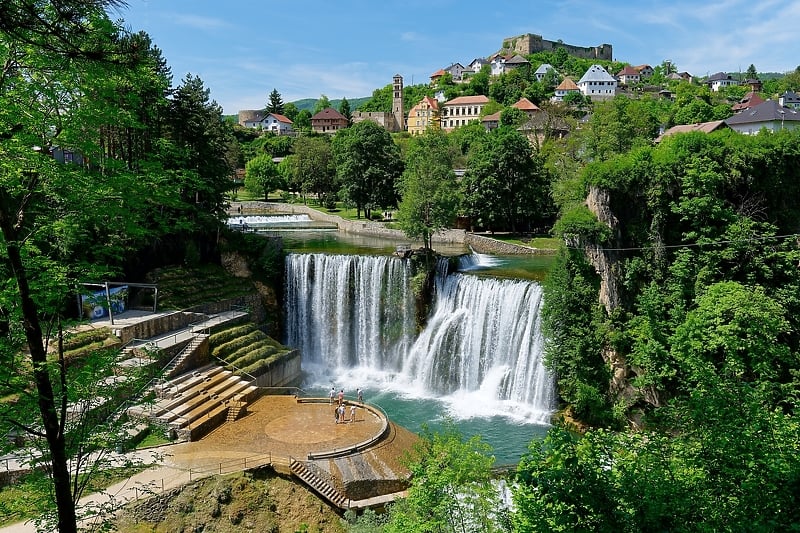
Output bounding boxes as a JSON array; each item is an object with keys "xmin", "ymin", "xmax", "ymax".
[
  {"xmin": 706, "ymin": 72, "xmax": 739, "ymax": 92},
  {"xmin": 407, "ymin": 96, "xmax": 439, "ymax": 135},
  {"xmin": 441, "ymin": 95, "xmax": 490, "ymax": 132},
  {"xmin": 552, "ymin": 77, "xmax": 580, "ymax": 102},
  {"xmin": 310, "ymin": 108, "xmax": 348, "ymax": 134},
  {"xmin": 731, "ymin": 92, "xmax": 765, "ymax": 113},
  {"xmin": 616, "ymin": 65, "xmax": 641, "ymax": 85},
  {"xmin": 490, "ymin": 54, "xmax": 530, "ymax": 76},
  {"xmin": 779, "ymin": 90, "xmax": 800, "ymax": 109},
  {"xmin": 577, "ymin": 64, "xmax": 617, "ymax": 100},
  {"xmin": 725, "ymin": 99, "xmax": 800, "ymax": 134},
  {"xmin": 534, "ymin": 63, "xmax": 557, "ymax": 82}
]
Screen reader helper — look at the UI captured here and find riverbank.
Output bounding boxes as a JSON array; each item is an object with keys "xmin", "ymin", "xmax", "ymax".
[{"xmin": 228, "ymin": 201, "xmax": 556, "ymax": 255}]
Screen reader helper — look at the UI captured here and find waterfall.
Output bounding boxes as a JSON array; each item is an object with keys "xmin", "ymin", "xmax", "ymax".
[{"xmin": 284, "ymin": 253, "xmax": 555, "ymax": 423}]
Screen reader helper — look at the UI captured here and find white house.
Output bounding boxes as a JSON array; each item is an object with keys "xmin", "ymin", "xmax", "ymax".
[
  {"xmin": 262, "ymin": 113, "xmax": 293, "ymax": 135},
  {"xmin": 552, "ymin": 77, "xmax": 580, "ymax": 102},
  {"xmin": 706, "ymin": 72, "xmax": 739, "ymax": 92},
  {"xmin": 577, "ymin": 64, "xmax": 617, "ymax": 100},
  {"xmin": 725, "ymin": 99, "xmax": 800, "ymax": 135},
  {"xmin": 534, "ymin": 63, "xmax": 556, "ymax": 81},
  {"xmin": 469, "ymin": 57, "xmax": 489, "ymax": 73},
  {"xmin": 490, "ymin": 54, "xmax": 530, "ymax": 76}
]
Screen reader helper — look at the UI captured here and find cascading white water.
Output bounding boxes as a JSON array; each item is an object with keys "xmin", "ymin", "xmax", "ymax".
[
  {"xmin": 284, "ymin": 253, "xmax": 555, "ymax": 423},
  {"xmin": 227, "ymin": 214, "xmax": 311, "ymax": 226}
]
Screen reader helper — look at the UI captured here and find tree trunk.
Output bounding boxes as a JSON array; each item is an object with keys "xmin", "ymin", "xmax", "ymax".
[{"xmin": 0, "ymin": 210, "xmax": 77, "ymax": 532}]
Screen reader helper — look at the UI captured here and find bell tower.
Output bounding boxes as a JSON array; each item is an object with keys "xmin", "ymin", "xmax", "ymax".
[{"xmin": 392, "ymin": 74, "xmax": 405, "ymax": 132}]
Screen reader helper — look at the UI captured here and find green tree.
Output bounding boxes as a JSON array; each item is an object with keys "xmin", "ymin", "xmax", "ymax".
[
  {"xmin": 339, "ymin": 97, "xmax": 352, "ymax": 124},
  {"xmin": 385, "ymin": 422, "xmax": 506, "ymax": 533},
  {"xmin": 312, "ymin": 94, "xmax": 332, "ymax": 115},
  {"xmin": 359, "ymin": 84, "xmax": 393, "ymax": 112},
  {"xmin": 461, "ymin": 127, "xmax": 551, "ymax": 232},
  {"xmin": 745, "ymin": 63, "xmax": 758, "ymax": 80},
  {"xmin": 282, "ymin": 101, "xmax": 299, "ymax": 122},
  {"xmin": 293, "ymin": 109, "xmax": 312, "ymax": 131},
  {"xmin": 166, "ymin": 73, "xmax": 236, "ymax": 233},
  {"xmin": 331, "ymin": 120, "xmax": 403, "ymax": 219},
  {"xmin": 396, "ymin": 130, "xmax": 459, "ymax": 250},
  {"xmin": 582, "ymin": 96, "xmax": 660, "ymax": 161},
  {"xmin": 244, "ymin": 153, "xmax": 284, "ymax": 201},
  {"xmin": 266, "ymin": 88, "xmax": 284, "ymax": 114},
  {"xmin": 0, "ymin": 3, "xmax": 171, "ymax": 530},
  {"xmin": 292, "ymin": 135, "xmax": 336, "ymax": 203}
]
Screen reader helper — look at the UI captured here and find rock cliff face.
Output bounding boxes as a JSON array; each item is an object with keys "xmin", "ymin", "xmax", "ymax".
[{"xmin": 580, "ymin": 186, "xmax": 638, "ymax": 405}]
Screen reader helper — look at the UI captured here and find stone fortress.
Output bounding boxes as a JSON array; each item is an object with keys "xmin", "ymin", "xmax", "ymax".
[{"xmin": 500, "ymin": 32, "xmax": 612, "ymax": 61}]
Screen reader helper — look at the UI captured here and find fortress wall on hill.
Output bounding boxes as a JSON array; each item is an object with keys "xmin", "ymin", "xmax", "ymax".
[{"xmin": 503, "ymin": 33, "xmax": 612, "ymax": 61}]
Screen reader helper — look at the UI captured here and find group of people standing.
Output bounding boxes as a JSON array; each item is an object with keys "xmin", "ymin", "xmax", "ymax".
[{"xmin": 329, "ymin": 387, "xmax": 364, "ymax": 424}]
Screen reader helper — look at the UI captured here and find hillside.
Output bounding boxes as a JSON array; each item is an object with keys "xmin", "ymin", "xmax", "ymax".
[
  {"xmin": 113, "ymin": 469, "xmax": 347, "ymax": 532},
  {"xmin": 292, "ymin": 97, "xmax": 371, "ymax": 112}
]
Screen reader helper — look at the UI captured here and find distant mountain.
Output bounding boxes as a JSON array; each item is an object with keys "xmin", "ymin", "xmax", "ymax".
[{"xmin": 292, "ymin": 97, "xmax": 371, "ymax": 112}]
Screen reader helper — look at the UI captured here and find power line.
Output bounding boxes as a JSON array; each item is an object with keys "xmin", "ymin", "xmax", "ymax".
[{"xmin": 565, "ymin": 232, "xmax": 800, "ymax": 252}]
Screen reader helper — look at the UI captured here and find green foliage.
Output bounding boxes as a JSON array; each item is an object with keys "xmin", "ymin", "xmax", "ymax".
[
  {"xmin": 266, "ymin": 88, "xmax": 284, "ymax": 115},
  {"xmin": 331, "ymin": 120, "xmax": 403, "ymax": 218},
  {"xmin": 244, "ymin": 153, "xmax": 284, "ymax": 201},
  {"xmin": 396, "ymin": 129, "xmax": 459, "ymax": 249},
  {"xmin": 291, "ymin": 135, "xmax": 336, "ymax": 202},
  {"xmin": 384, "ymin": 421, "xmax": 506, "ymax": 533},
  {"xmin": 461, "ymin": 126, "xmax": 553, "ymax": 232}
]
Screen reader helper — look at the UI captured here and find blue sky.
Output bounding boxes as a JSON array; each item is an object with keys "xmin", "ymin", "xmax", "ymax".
[{"xmin": 119, "ymin": 0, "xmax": 800, "ymax": 114}]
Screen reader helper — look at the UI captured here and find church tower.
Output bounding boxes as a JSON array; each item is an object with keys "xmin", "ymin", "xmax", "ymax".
[{"xmin": 392, "ymin": 74, "xmax": 405, "ymax": 132}]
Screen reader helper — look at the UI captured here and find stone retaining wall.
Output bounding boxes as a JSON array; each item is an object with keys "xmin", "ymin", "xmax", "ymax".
[
  {"xmin": 230, "ymin": 201, "xmax": 550, "ymax": 254},
  {"xmin": 116, "ymin": 311, "xmax": 205, "ymax": 344}
]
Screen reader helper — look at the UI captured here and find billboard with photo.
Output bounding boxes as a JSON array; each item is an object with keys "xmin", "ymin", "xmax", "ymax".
[{"xmin": 80, "ymin": 285, "xmax": 128, "ymax": 319}]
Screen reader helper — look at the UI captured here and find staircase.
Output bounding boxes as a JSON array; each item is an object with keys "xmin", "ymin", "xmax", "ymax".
[
  {"xmin": 226, "ymin": 397, "xmax": 246, "ymax": 422},
  {"xmin": 129, "ymin": 364, "xmax": 259, "ymax": 441},
  {"xmin": 162, "ymin": 333, "xmax": 208, "ymax": 379},
  {"xmin": 290, "ymin": 458, "xmax": 349, "ymax": 509}
]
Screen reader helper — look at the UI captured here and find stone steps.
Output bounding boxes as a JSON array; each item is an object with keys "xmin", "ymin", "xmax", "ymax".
[{"xmin": 290, "ymin": 458, "xmax": 349, "ymax": 509}]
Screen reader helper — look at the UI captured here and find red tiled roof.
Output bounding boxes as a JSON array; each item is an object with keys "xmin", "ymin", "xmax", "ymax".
[
  {"xmin": 731, "ymin": 92, "xmax": 765, "ymax": 112},
  {"xmin": 512, "ymin": 97, "xmax": 540, "ymax": 111},
  {"xmin": 443, "ymin": 95, "xmax": 490, "ymax": 106},
  {"xmin": 617, "ymin": 66, "xmax": 640, "ymax": 76},
  {"xmin": 431, "ymin": 69, "xmax": 445, "ymax": 78},
  {"xmin": 268, "ymin": 113, "xmax": 293, "ymax": 124},
  {"xmin": 311, "ymin": 108, "xmax": 347, "ymax": 120},
  {"xmin": 655, "ymin": 120, "xmax": 728, "ymax": 142},
  {"xmin": 555, "ymin": 78, "xmax": 579, "ymax": 91}
]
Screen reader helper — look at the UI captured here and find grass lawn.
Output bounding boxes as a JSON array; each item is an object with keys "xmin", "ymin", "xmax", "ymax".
[{"xmin": 490, "ymin": 234, "xmax": 561, "ymax": 250}]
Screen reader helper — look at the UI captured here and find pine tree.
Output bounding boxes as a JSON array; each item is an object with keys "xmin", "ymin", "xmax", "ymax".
[{"xmin": 266, "ymin": 88, "xmax": 284, "ymax": 114}]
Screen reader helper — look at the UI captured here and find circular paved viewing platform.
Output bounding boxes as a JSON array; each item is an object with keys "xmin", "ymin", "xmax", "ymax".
[
  {"xmin": 169, "ymin": 395, "xmax": 389, "ymax": 464},
  {"xmin": 163, "ymin": 394, "xmax": 418, "ymax": 505}
]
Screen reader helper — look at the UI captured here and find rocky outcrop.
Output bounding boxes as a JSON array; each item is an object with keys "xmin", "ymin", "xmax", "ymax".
[{"xmin": 580, "ymin": 186, "xmax": 634, "ymax": 401}]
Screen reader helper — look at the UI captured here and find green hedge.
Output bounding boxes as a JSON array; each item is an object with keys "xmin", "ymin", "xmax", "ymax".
[
  {"xmin": 212, "ymin": 330, "xmax": 266, "ymax": 358},
  {"xmin": 209, "ymin": 324, "xmax": 256, "ymax": 346}
]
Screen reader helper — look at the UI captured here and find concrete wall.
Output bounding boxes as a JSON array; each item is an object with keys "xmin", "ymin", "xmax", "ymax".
[
  {"xmin": 252, "ymin": 349, "xmax": 302, "ymax": 387},
  {"xmin": 116, "ymin": 311, "xmax": 206, "ymax": 344},
  {"xmin": 233, "ymin": 201, "xmax": 552, "ymax": 255}
]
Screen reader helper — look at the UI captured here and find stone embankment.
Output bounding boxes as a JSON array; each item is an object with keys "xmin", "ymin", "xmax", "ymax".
[{"xmin": 230, "ymin": 201, "xmax": 553, "ymax": 255}]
